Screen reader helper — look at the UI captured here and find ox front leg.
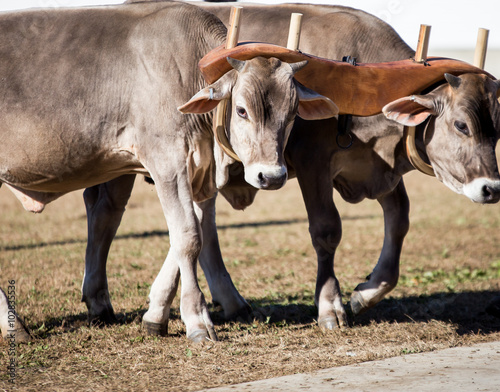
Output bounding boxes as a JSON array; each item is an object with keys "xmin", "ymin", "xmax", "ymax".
[
  {"xmin": 195, "ymin": 197, "xmax": 252, "ymax": 321},
  {"xmin": 142, "ymin": 172, "xmax": 216, "ymax": 342},
  {"xmin": 351, "ymin": 180, "xmax": 410, "ymax": 315},
  {"xmin": 82, "ymin": 175, "xmax": 136, "ymax": 324},
  {"xmin": 296, "ymin": 171, "xmax": 348, "ymax": 330}
]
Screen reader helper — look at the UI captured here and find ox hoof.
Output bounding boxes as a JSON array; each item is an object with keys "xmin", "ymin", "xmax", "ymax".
[
  {"xmin": 350, "ymin": 291, "xmax": 369, "ymax": 316},
  {"xmin": 228, "ymin": 304, "xmax": 253, "ymax": 323},
  {"xmin": 89, "ymin": 313, "xmax": 118, "ymax": 327},
  {"xmin": 142, "ymin": 320, "xmax": 167, "ymax": 337},
  {"xmin": 87, "ymin": 305, "xmax": 117, "ymax": 327},
  {"xmin": 318, "ymin": 316, "xmax": 339, "ymax": 330},
  {"xmin": 15, "ymin": 328, "xmax": 31, "ymax": 344},
  {"xmin": 187, "ymin": 328, "xmax": 218, "ymax": 343},
  {"xmin": 318, "ymin": 311, "xmax": 348, "ymax": 330},
  {"xmin": 3, "ymin": 320, "xmax": 31, "ymax": 344}
]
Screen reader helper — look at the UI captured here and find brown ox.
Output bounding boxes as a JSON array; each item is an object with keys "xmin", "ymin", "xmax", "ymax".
[
  {"xmin": 196, "ymin": 3, "xmax": 500, "ymax": 329},
  {"xmin": 172, "ymin": 3, "xmax": 498, "ymax": 329},
  {"xmin": 0, "ymin": 2, "xmax": 337, "ymax": 343},
  {"xmin": 52, "ymin": 1, "xmax": 500, "ymax": 335}
]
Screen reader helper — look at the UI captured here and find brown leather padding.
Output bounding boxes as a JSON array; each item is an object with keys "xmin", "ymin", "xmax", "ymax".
[{"xmin": 200, "ymin": 42, "xmax": 493, "ymax": 116}]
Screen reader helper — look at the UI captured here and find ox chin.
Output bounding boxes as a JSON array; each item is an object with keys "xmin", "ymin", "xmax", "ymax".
[
  {"xmin": 244, "ymin": 164, "xmax": 288, "ymax": 190},
  {"xmin": 463, "ymin": 178, "xmax": 500, "ymax": 204}
]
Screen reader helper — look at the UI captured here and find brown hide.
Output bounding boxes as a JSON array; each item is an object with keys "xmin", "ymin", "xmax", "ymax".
[{"xmin": 200, "ymin": 42, "xmax": 492, "ymax": 116}]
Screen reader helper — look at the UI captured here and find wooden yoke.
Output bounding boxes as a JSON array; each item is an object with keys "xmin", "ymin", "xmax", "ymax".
[{"xmin": 200, "ymin": 43, "xmax": 492, "ymax": 117}]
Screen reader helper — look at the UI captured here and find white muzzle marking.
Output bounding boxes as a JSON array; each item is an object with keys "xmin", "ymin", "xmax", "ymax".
[
  {"xmin": 463, "ymin": 178, "xmax": 500, "ymax": 203},
  {"xmin": 244, "ymin": 164, "xmax": 288, "ymax": 190}
]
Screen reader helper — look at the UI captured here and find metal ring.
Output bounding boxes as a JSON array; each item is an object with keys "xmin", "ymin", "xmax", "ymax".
[{"xmin": 336, "ymin": 132, "xmax": 353, "ymax": 149}]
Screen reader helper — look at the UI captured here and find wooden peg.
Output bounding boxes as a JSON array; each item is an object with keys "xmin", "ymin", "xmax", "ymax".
[
  {"xmin": 408, "ymin": 24, "xmax": 434, "ymax": 176},
  {"xmin": 286, "ymin": 13, "xmax": 303, "ymax": 51},
  {"xmin": 214, "ymin": 6, "xmax": 243, "ymax": 162},
  {"xmin": 415, "ymin": 24, "xmax": 431, "ymax": 62},
  {"xmin": 473, "ymin": 28, "xmax": 489, "ymax": 69},
  {"xmin": 226, "ymin": 6, "xmax": 243, "ymax": 50}
]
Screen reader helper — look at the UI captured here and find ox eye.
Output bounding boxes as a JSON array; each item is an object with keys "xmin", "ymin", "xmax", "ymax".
[
  {"xmin": 236, "ymin": 106, "xmax": 248, "ymax": 119},
  {"xmin": 454, "ymin": 121, "xmax": 470, "ymax": 136}
]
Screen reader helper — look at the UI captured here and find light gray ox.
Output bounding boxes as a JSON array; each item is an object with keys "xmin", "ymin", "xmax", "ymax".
[
  {"xmin": 72, "ymin": 0, "xmax": 500, "ymax": 336},
  {"xmin": 0, "ymin": 2, "xmax": 338, "ymax": 343}
]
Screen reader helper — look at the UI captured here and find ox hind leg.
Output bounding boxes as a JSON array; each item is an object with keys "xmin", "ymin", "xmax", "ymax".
[
  {"xmin": 0, "ymin": 287, "xmax": 30, "ymax": 343},
  {"xmin": 350, "ymin": 179, "xmax": 410, "ymax": 315},
  {"xmin": 81, "ymin": 174, "xmax": 136, "ymax": 324},
  {"xmin": 0, "ymin": 182, "xmax": 30, "ymax": 342}
]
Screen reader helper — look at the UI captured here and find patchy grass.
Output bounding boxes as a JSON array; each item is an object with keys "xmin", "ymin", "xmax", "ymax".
[{"xmin": 1, "ymin": 171, "xmax": 500, "ymax": 391}]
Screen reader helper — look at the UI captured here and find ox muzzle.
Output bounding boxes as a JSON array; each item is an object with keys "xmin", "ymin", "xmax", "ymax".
[
  {"xmin": 244, "ymin": 164, "xmax": 288, "ymax": 190},
  {"xmin": 463, "ymin": 178, "xmax": 500, "ymax": 204}
]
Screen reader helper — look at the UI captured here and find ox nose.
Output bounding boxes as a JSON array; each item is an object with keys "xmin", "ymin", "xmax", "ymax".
[
  {"xmin": 257, "ymin": 171, "xmax": 287, "ymax": 190},
  {"xmin": 482, "ymin": 184, "xmax": 500, "ymax": 204}
]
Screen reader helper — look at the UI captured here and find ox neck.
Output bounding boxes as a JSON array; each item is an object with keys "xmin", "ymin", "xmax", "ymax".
[{"xmin": 404, "ymin": 119, "xmax": 436, "ymax": 177}]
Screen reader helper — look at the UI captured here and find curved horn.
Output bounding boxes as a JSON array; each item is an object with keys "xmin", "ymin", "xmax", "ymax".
[
  {"xmin": 227, "ymin": 57, "xmax": 246, "ymax": 72},
  {"xmin": 289, "ymin": 60, "xmax": 308, "ymax": 75},
  {"xmin": 444, "ymin": 73, "xmax": 461, "ymax": 90}
]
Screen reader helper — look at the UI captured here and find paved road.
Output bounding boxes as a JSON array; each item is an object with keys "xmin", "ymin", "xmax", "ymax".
[{"xmin": 199, "ymin": 341, "xmax": 500, "ymax": 392}]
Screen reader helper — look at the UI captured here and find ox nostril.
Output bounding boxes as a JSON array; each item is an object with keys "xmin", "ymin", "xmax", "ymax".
[
  {"xmin": 482, "ymin": 184, "xmax": 500, "ymax": 203},
  {"xmin": 258, "ymin": 171, "xmax": 287, "ymax": 190},
  {"xmin": 482, "ymin": 185, "xmax": 493, "ymax": 199},
  {"xmin": 257, "ymin": 172, "xmax": 267, "ymax": 187}
]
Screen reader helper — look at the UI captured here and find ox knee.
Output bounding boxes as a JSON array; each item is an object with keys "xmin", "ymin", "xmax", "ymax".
[{"xmin": 310, "ymin": 225, "xmax": 341, "ymax": 260}]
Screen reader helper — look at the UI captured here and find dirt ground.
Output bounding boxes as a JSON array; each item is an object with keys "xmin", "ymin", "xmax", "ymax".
[{"xmin": 1, "ymin": 167, "xmax": 500, "ymax": 391}]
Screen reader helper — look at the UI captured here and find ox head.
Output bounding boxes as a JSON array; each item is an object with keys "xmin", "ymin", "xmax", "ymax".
[
  {"xmin": 179, "ymin": 56, "xmax": 338, "ymax": 190},
  {"xmin": 383, "ymin": 73, "xmax": 500, "ymax": 204}
]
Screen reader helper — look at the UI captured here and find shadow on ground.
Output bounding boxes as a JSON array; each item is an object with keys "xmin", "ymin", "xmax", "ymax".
[
  {"xmin": 1, "ymin": 214, "xmax": 380, "ymax": 251},
  {"xmin": 30, "ymin": 289, "xmax": 500, "ymax": 340},
  {"xmin": 351, "ymin": 290, "xmax": 500, "ymax": 335},
  {"xmin": 211, "ymin": 290, "xmax": 500, "ymax": 336},
  {"xmin": 1, "ymin": 219, "xmax": 309, "ymax": 251}
]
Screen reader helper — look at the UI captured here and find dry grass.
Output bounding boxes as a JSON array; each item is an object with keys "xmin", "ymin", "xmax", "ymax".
[{"xmin": 1, "ymin": 170, "xmax": 500, "ymax": 391}]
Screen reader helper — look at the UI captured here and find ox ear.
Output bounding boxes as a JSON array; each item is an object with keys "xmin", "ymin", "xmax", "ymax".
[
  {"xmin": 295, "ymin": 81, "xmax": 339, "ymax": 120},
  {"xmin": 382, "ymin": 94, "xmax": 437, "ymax": 126},
  {"xmin": 178, "ymin": 71, "xmax": 237, "ymax": 114}
]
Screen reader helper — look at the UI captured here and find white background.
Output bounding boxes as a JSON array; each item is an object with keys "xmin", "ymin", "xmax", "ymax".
[
  {"xmin": 1, "ymin": 0, "xmax": 500, "ymax": 75},
  {"xmin": 1, "ymin": 0, "xmax": 499, "ymax": 50}
]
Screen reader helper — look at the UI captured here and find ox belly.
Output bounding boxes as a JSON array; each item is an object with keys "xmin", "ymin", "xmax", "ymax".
[{"xmin": 0, "ymin": 137, "xmax": 147, "ymax": 212}]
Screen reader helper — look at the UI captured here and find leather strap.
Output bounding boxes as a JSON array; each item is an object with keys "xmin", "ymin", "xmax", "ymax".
[
  {"xmin": 405, "ymin": 122, "xmax": 435, "ymax": 176},
  {"xmin": 213, "ymin": 99, "xmax": 241, "ymax": 162}
]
